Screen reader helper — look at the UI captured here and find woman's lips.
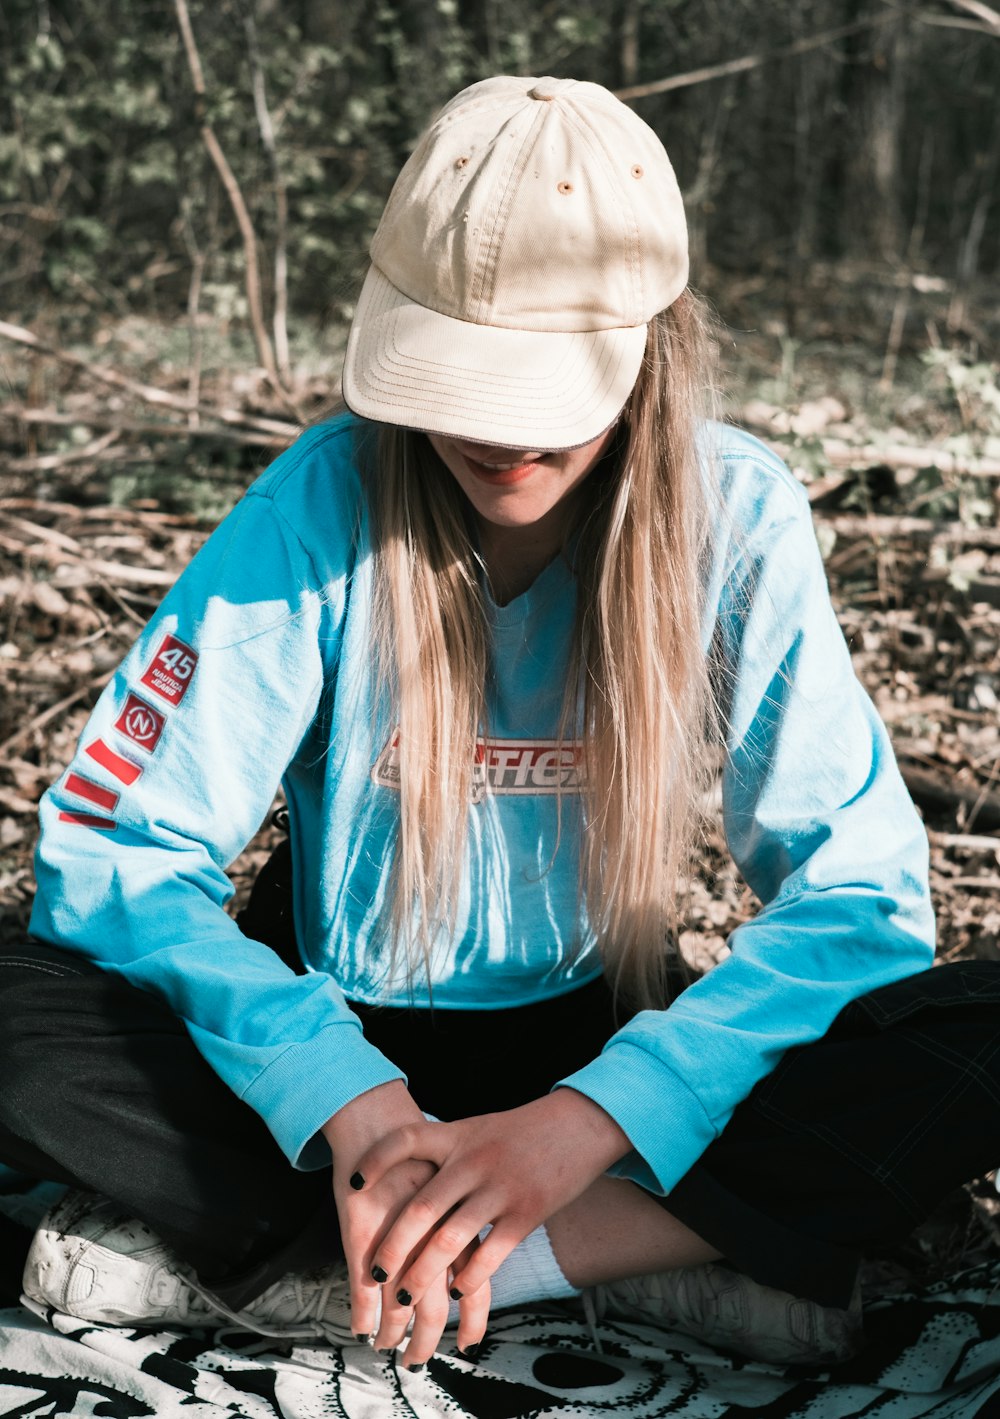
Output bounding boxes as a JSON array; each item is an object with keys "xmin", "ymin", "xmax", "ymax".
[{"xmin": 462, "ymin": 453, "xmax": 541, "ymax": 486}]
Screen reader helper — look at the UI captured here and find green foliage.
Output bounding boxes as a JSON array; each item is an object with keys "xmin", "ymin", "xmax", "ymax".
[
  {"xmin": 922, "ymin": 350, "xmax": 1000, "ymax": 439},
  {"xmin": 107, "ymin": 462, "xmax": 247, "ymax": 522},
  {"xmin": 1, "ymin": 0, "xmax": 998, "ymax": 344}
]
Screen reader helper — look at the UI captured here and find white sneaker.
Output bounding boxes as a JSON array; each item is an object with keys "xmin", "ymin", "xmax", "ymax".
[
  {"xmin": 588, "ymin": 1261, "xmax": 863, "ymax": 1365},
  {"xmin": 22, "ymin": 1189, "xmax": 353, "ymax": 1344}
]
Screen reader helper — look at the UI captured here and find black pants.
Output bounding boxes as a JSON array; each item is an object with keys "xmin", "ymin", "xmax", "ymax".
[{"xmin": 1, "ymin": 849, "xmax": 998, "ymax": 1311}]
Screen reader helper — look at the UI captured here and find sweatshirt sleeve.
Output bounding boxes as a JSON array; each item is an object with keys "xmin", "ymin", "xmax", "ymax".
[
  {"xmin": 30, "ymin": 441, "xmax": 405, "ymax": 1170},
  {"xmin": 556, "ymin": 441, "xmax": 935, "ymax": 1197}
]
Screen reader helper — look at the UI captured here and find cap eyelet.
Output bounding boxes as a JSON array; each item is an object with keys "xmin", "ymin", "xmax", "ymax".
[
  {"xmin": 557, "ymin": 181, "xmax": 573, "ymax": 195},
  {"xmin": 455, "ymin": 156, "xmax": 469, "ymax": 169},
  {"xmin": 631, "ymin": 164, "xmax": 644, "ymax": 179}
]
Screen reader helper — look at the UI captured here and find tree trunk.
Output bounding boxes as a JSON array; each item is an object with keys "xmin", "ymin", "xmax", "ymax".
[{"xmin": 836, "ymin": 5, "xmax": 909, "ymax": 262}]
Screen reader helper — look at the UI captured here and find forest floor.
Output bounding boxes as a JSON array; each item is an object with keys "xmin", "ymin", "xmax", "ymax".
[{"xmin": 1, "ymin": 268, "xmax": 998, "ymax": 1282}]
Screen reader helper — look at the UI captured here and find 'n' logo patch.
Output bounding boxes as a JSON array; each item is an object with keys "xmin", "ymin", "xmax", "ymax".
[
  {"xmin": 115, "ymin": 693, "xmax": 166, "ymax": 753},
  {"xmin": 140, "ymin": 635, "xmax": 198, "ymax": 705}
]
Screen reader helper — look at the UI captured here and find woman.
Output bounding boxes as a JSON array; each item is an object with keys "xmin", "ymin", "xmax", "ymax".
[{"xmin": 7, "ymin": 76, "xmax": 999, "ymax": 1372}]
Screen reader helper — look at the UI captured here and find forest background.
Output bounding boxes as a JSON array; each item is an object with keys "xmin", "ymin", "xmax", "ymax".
[{"xmin": 1, "ymin": 2, "xmax": 1000, "ymax": 1266}]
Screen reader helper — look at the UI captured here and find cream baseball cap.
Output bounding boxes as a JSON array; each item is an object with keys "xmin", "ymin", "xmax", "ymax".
[{"xmin": 342, "ymin": 75, "xmax": 688, "ymax": 450}]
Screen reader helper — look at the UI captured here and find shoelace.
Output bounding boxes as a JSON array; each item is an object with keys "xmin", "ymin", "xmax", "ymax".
[
  {"xmin": 579, "ymin": 1289, "xmax": 606, "ymax": 1354},
  {"xmin": 183, "ymin": 1269, "xmax": 350, "ymax": 1342}
]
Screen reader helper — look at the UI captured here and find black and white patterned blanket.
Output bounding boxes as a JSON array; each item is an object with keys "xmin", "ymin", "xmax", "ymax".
[{"xmin": 2, "ymin": 1260, "xmax": 1000, "ymax": 1419}]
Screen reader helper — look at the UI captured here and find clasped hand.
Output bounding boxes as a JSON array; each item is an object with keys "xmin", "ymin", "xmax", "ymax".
[{"xmin": 327, "ymin": 1083, "xmax": 629, "ymax": 1367}]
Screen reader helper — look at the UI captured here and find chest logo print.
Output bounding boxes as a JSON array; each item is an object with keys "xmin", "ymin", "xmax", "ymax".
[{"xmin": 372, "ymin": 730, "xmax": 583, "ymax": 803}]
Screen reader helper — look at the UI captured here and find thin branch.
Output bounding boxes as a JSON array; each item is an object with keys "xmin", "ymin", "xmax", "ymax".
[
  {"xmin": 928, "ymin": 830, "xmax": 1000, "ymax": 852},
  {"xmin": 916, "ymin": 8, "xmax": 1000, "ymax": 30},
  {"xmin": 243, "ymin": 0, "xmax": 292, "ymax": 387},
  {"xmin": 179, "ymin": 195, "xmax": 206, "ymax": 427},
  {"xmin": 0, "ymin": 519, "xmax": 178, "ymax": 588},
  {"xmin": 0, "ymin": 497, "xmax": 203, "ymax": 528},
  {"xmin": 4, "ymin": 406, "xmax": 288, "ymax": 448},
  {"xmin": 0, "ymin": 675, "xmax": 107, "ymax": 760},
  {"xmin": 5, "ymin": 429, "xmax": 120, "ymax": 474},
  {"xmin": 754, "ymin": 428, "xmax": 1000, "ymax": 478},
  {"xmin": 815, "ymin": 512, "xmax": 1000, "ymax": 548},
  {"xmin": 172, "ymin": 0, "xmax": 286, "ymax": 401},
  {"xmin": 0, "ymin": 320, "xmax": 299, "ymax": 439},
  {"xmin": 614, "ymin": 10, "xmax": 901, "ymax": 101},
  {"xmin": 899, "ymin": 761, "xmax": 1000, "ymax": 832},
  {"xmin": 943, "ymin": 0, "xmax": 1000, "ymax": 32}
]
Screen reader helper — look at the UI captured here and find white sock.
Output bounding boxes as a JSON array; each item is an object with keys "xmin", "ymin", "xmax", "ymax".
[
  {"xmin": 418, "ymin": 1118, "xmax": 579, "ymax": 1322},
  {"xmin": 446, "ymin": 1224, "xmax": 579, "ymax": 1324}
]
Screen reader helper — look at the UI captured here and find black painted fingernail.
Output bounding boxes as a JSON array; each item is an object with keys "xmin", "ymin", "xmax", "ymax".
[
  {"xmin": 371, "ymin": 1264, "xmax": 388, "ymax": 1283},
  {"xmin": 459, "ymin": 1342, "xmax": 481, "ymax": 1360},
  {"xmin": 449, "ymin": 1287, "xmax": 463, "ymax": 1300},
  {"xmin": 349, "ymin": 1171, "xmax": 365, "ymax": 1190},
  {"xmin": 354, "ymin": 1332, "xmax": 369, "ymax": 1344},
  {"xmin": 406, "ymin": 1362, "xmax": 425, "ymax": 1372},
  {"xmin": 396, "ymin": 1288, "xmax": 412, "ymax": 1306}
]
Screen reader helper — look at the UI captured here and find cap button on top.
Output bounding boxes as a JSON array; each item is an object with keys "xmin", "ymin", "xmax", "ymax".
[{"xmin": 528, "ymin": 79, "xmax": 565, "ymax": 101}]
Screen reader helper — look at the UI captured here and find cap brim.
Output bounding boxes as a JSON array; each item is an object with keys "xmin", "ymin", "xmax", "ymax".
[{"xmin": 342, "ymin": 265, "xmax": 646, "ymax": 451}]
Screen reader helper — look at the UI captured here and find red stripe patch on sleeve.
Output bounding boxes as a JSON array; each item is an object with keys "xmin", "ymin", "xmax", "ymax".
[
  {"xmin": 85, "ymin": 738, "xmax": 143, "ymax": 786},
  {"xmin": 140, "ymin": 634, "xmax": 198, "ymax": 705},
  {"xmin": 58, "ymin": 811, "xmax": 117, "ymax": 832},
  {"xmin": 114, "ymin": 693, "xmax": 166, "ymax": 753},
  {"xmin": 65, "ymin": 773, "xmax": 120, "ymax": 813}
]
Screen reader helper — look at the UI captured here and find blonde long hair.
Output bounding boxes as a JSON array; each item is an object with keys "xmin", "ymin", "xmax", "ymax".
[{"xmin": 363, "ymin": 290, "xmax": 721, "ymax": 1010}]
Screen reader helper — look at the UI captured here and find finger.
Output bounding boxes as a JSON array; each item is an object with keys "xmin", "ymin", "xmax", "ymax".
[
  {"xmin": 393, "ymin": 1206, "xmax": 489, "ymax": 1304},
  {"xmin": 455, "ymin": 1278, "xmax": 492, "ymax": 1359},
  {"xmin": 399, "ymin": 1283, "xmax": 450, "ymax": 1369},
  {"xmin": 341, "ymin": 1172, "xmax": 433, "ymax": 1338},
  {"xmin": 373, "ymin": 1187, "xmax": 483, "ymax": 1293},
  {"xmin": 355, "ymin": 1122, "xmax": 450, "ymax": 1191},
  {"xmin": 372, "ymin": 1277, "xmax": 417, "ymax": 1352},
  {"xmin": 338, "ymin": 1204, "xmax": 385, "ymax": 1341},
  {"xmin": 348, "ymin": 1270, "xmax": 381, "ymax": 1342},
  {"xmin": 449, "ymin": 1221, "xmax": 529, "ymax": 1299}
]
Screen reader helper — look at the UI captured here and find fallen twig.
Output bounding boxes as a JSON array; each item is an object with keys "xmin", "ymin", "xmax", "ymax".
[
  {"xmin": 923, "ymin": 572, "xmax": 1000, "ymax": 607},
  {"xmin": 6, "ymin": 429, "xmax": 120, "ymax": 474},
  {"xmin": 0, "ymin": 514, "xmax": 178, "ymax": 589},
  {"xmin": 0, "ymin": 497, "xmax": 207, "ymax": 528},
  {"xmin": 0, "ymin": 512, "xmax": 87, "ymax": 554},
  {"xmin": 928, "ymin": 830, "xmax": 1000, "ymax": 854},
  {"xmin": 0, "ymin": 785, "xmax": 38, "ymax": 815},
  {"xmin": 0, "ymin": 674, "xmax": 107, "ymax": 760},
  {"xmin": 900, "ymin": 761, "xmax": 1000, "ymax": 832},
  {"xmin": 815, "ymin": 512, "xmax": 1000, "ymax": 549},
  {"xmin": 819, "ymin": 439, "xmax": 1000, "ymax": 478},
  {"xmin": 4, "ymin": 405, "xmax": 289, "ymax": 449},
  {"xmin": 56, "ymin": 558, "xmax": 176, "ymax": 590},
  {"xmin": 0, "ymin": 320, "xmax": 300, "ymax": 439},
  {"xmin": 740, "ymin": 410, "xmax": 1000, "ymax": 479}
]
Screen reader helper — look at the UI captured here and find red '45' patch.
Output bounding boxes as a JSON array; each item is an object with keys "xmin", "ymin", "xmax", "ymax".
[
  {"xmin": 115, "ymin": 692, "xmax": 166, "ymax": 752},
  {"xmin": 140, "ymin": 635, "xmax": 198, "ymax": 705}
]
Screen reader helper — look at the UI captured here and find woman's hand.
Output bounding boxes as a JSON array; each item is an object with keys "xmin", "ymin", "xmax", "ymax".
[
  {"xmin": 352, "ymin": 1090, "xmax": 630, "ymax": 1313},
  {"xmin": 323, "ymin": 1081, "xmax": 489, "ymax": 1364}
]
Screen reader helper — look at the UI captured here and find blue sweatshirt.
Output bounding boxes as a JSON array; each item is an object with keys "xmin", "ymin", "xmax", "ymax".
[{"xmin": 31, "ymin": 415, "xmax": 935, "ymax": 1192}]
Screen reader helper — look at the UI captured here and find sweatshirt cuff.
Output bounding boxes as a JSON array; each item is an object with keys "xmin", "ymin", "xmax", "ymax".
[
  {"xmin": 554, "ymin": 1039, "xmax": 718, "ymax": 1197},
  {"xmin": 240, "ymin": 1018, "xmax": 406, "ymax": 1170}
]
